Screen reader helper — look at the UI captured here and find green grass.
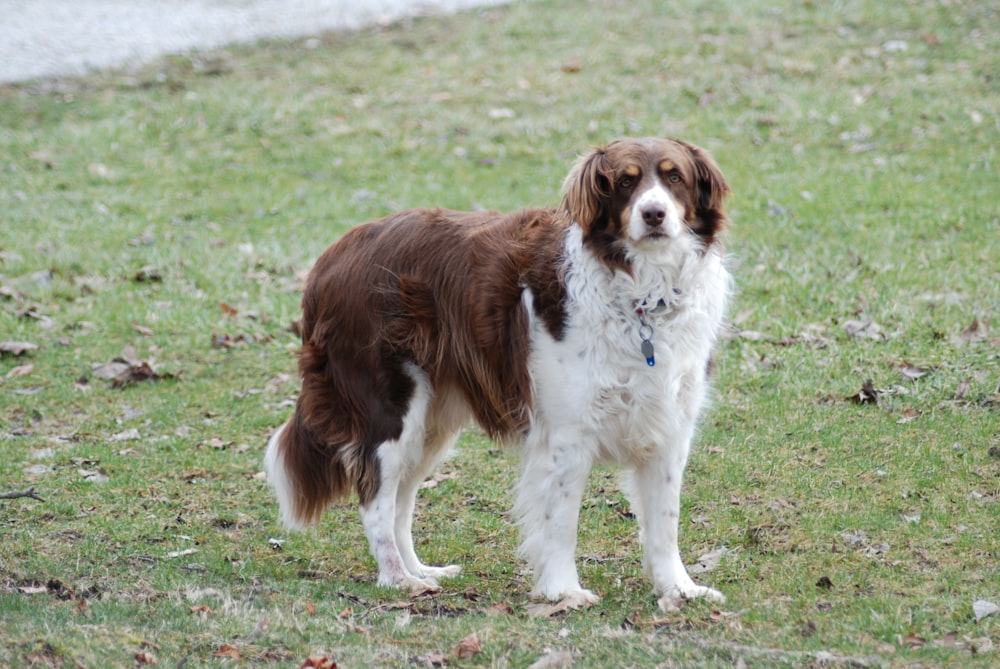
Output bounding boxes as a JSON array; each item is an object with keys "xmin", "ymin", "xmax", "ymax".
[{"xmin": 1, "ymin": 0, "xmax": 998, "ymax": 666}]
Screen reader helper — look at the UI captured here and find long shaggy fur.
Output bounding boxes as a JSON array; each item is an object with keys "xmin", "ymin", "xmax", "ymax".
[{"xmin": 265, "ymin": 136, "xmax": 732, "ymax": 608}]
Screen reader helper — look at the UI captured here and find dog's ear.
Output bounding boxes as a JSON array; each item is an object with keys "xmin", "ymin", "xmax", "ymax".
[
  {"xmin": 677, "ymin": 140, "xmax": 731, "ymax": 238},
  {"xmin": 561, "ymin": 146, "xmax": 612, "ymax": 234}
]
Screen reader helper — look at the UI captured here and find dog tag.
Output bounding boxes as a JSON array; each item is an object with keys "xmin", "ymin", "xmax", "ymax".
[{"xmin": 641, "ymin": 339, "xmax": 655, "ymax": 366}]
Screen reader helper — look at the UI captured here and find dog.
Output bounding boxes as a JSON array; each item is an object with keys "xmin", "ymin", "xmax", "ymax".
[{"xmin": 265, "ymin": 137, "xmax": 731, "ymax": 611}]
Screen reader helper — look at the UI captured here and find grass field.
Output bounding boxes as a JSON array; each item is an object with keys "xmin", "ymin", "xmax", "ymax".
[{"xmin": 2, "ymin": 0, "xmax": 998, "ymax": 666}]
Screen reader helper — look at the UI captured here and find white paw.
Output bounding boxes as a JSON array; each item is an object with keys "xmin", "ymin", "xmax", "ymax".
[
  {"xmin": 657, "ymin": 582, "xmax": 725, "ymax": 611},
  {"xmin": 378, "ymin": 572, "xmax": 443, "ymax": 595},
  {"xmin": 531, "ymin": 586, "xmax": 601, "ymax": 608},
  {"xmin": 560, "ymin": 588, "xmax": 601, "ymax": 609},
  {"xmin": 417, "ymin": 564, "xmax": 462, "ymax": 580}
]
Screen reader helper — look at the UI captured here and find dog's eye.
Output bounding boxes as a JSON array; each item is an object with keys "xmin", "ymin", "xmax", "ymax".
[
  {"xmin": 618, "ymin": 177, "xmax": 634, "ymax": 189},
  {"xmin": 667, "ymin": 173, "xmax": 682, "ymax": 184}
]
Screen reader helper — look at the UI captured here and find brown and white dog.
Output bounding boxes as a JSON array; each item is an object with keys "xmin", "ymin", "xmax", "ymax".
[{"xmin": 265, "ymin": 137, "xmax": 731, "ymax": 610}]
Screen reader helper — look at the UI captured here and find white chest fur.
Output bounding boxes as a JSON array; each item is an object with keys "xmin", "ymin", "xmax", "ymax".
[{"xmin": 524, "ymin": 225, "xmax": 730, "ymax": 464}]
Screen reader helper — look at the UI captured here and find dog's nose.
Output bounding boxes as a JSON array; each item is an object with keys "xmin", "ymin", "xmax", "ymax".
[{"xmin": 642, "ymin": 205, "xmax": 667, "ymax": 227}]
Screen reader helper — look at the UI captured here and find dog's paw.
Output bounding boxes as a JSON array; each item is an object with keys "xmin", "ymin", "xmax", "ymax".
[
  {"xmin": 657, "ymin": 582, "xmax": 725, "ymax": 611},
  {"xmin": 402, "ymin": 576, "xmax": 444, "ymax": 596},
  {"xmin": 560, "ymin": 588, "xmax": 601, "ymax": 609},
  {"xmin": 526, "ymin": 588, "xmax": 601, "ymax": 617},
  {"xmin": 378, "ymin": 572, "xmax": 443, "ymax": 596},
  {"xmin": 418, "ymin": 564, "xmax": 462, "ymax": 580}
]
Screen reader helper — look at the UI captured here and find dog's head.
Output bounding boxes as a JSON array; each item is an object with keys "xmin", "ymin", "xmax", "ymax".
[{"xmin": 562, "ymin": 137, "xmax": 730, "ymax": 269}]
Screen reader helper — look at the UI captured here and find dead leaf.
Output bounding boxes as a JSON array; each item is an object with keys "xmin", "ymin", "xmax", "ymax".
[
  {"xmin": 78, "ymin": 468, "xmax": 109, "ymax": 483},
  {"xmin": 110, "ymin": 429, "xmax": 141, "ymax": 442},
  {"xmin": 300, "ymin": 657, "xmax": 337, "ymax": 669},
  {"xmin": 899, "ymin": 633, "xmax": 926, "ymax": 649},
  {"xmin": 190, "ymin": 605, "xmax": 213, "ymax": 617},
  {"xmin": 689, "ymin": 548, "xmax": 728, "ymax": 574},
  {"xmin": 736, "ymin": 330, "xmax": 770, "ymax": 341},
  {"xmin": 896, "ymin": 409, "xmax": 922, "ymax": 424},
  {"xmin": 934, "ymin": 631, "xmax": 961, "ymax": 649},
  {"xmin": 133, "ymin": 266, "xmax": 162, "ymax": 283},
  {"xmin": 526, "ymin": 599, "xmax": 576, "ymax": 618},
  {"xmin": 131, "ymin": 323, "xmax": 154, "ymax": 337},
  {"xmin": 111, "ymin": 361, "xmax": 166, "ymax": 388},
  {"xmin": 203, "ymin": 438, "xmax": 231, "ymax": 450},
  {"xmin": 955, "ymin": 378, "xmax": 972, "ymax": 400},
  {"xmin": 220, "ymin": 302, "xmax": 239, "ymax": 317},
  {"xmin": 973, "ymin": 599, "xmax": 999, "ymax": 622},
  {"xmin": 0, "ymin": 341, "xmax": 38, "ymax": 356},
  {"xmin": 452, "ymin": 632, "xmax": 481, "ymax": 660},
  {"xmin": 956, "ymin": 317, "xmax": 990, "ymax": 345},
  {"xmin": 129, "ymin": 232, "xmax": 155, "ymax": 247},
  {"xmin": 844, "ymin": 317, "xmax": 884, "ymax": 340},
  {"xmin": 417, "ymin": 652, "xmax": 448, "ymax": 667},
  {"xmin": 527, "ymin": 649, "xmax": 573, "ymax": 669},
  {"xmin": 6, "ymin": 363, "xmax": 33, "ymax": 378},
  {"xmin": 970, "ymin": 636, "xmax": 995, "ymax": 654},
  {"xmin": 561, "ymin": 58, "xmax": 582, "ymax": 73},
  {"xmin": 898, "ymin": 363, "xmax": 931, "ymax": 381},
  {"xmin": 213, "ymin": 644, "xmax": 241, "ymax": 660},
  {"xmin": 305, "ymin": 602, "xmax": 316, "ymax": 615},
  {"xmin": 134, "ymin": 651, "xmax": 158, "ymax": 665},
  {"xmin": 484, "ymin": 602, "xmax": 514, "ymax": 616},
  {"xmin": 847, "ymin": 379, "xmax": 880, "ymax": 405}
]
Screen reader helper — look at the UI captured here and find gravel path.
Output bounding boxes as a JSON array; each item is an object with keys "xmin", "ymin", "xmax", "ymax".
[{"xmin": 0, "ymin": 0, "xmax": 505, "ymax": 83}]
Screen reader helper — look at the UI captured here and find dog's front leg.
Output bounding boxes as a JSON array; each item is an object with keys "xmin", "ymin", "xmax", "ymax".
[
  {"xmin": 514, "ymin": 432, "xmax": 599, "ymax": 609},
  {"xmin": 629, "ymin": 448, "xmax": 725, "ymax": 609}
]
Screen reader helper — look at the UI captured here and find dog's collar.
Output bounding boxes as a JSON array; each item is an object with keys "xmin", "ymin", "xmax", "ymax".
[{"xmin": 632, "ymin": 288, "xmax": 683, "ymax": 367}]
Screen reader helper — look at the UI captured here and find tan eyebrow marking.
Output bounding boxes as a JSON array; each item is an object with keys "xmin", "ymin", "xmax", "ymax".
[
  {"xmin": 624, "ymin": 165, "xmax": 640, "ymax": 178},
  {"xmin": 658, "ymin": 159, "xmax": 676, "ymax": 173}
]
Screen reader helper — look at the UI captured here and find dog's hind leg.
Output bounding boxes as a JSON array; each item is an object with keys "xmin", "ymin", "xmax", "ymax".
[
  {"xmin": 393, "ymin": 427, "xmax": 462, "ymax": 581},
  {"xmin": 359, "ymin": 367, "xmax": 444, "ymax": 594},
  {"xmin": 394, "ymin": 384, "xmax": 470, "ymax": 581}
]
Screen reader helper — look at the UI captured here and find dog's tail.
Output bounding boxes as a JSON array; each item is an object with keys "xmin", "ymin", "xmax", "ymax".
[{"xmin": 264, "ymin": 413, "xmax": 345, "ymax": 530}]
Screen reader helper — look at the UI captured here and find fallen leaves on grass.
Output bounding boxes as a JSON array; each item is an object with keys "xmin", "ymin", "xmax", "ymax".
[
  {"xmin": 846, "ymin": 379, "xmax": 880, "ymax": 405},
  {"xmin": 416, "ymin": 651, "xmax": 448, "ymax": 667},
  {"xmin": 92, "ymin": 345, "xmax": 176, "ymax": 388},
  {"xmin": 132, "ymin": 266, "xmax": 162, "ymax": 283},
  {"xmin": 452, "ymin": 632, "xmax": 482, "ymax": 660},
  {"xmin": 527, "ymin": 649, "xmax": 573, "ymax": 668},
  {"xmin": 843, "ymin": 317, "xmax": 885, "ymax": 340},
  {"xmin": 0, "ymin": 341, "xmax": 38, "ymax": 356},
  {"xmin": 897, "ymin": 362, "xmax": 932, "ymax": 382},
  {"xmin": 898, "ymin": 633, "xmax": 926, "ymax": 649},
  {"xmin": 300, "ymin": 657, "xmax": 337, "ymax": 669},
  {"xmin": 973, "ymin": 599, "xmax": 999, "ymax": 622},
  {"xmin": 214, "ymin": 645, "xmax": 241, "ymax": 660},
  {"xmin": 526, "ymin": 598, "xmax": 588, "ymax": 618},
  {"xmin": 954, "ymin": 317, "xmax": 992, "ymax": 346},
  {"xmin": 134, "ymin": 652, "xmax": 158, "ymax": 665},
  {"xmin": 211, "ymin": 332, "xmax": 272, "ymax": 349},
  {"xmin": 689, "ymin": 547, "xmax": 729, "ymax": 574},
  {"xmin": 5, "ymin": 363, "xmax": 33, "ymax": 378},
  {"xmin": 78, "ymin": 467, "xmax": 109, "ymax": 483}
]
